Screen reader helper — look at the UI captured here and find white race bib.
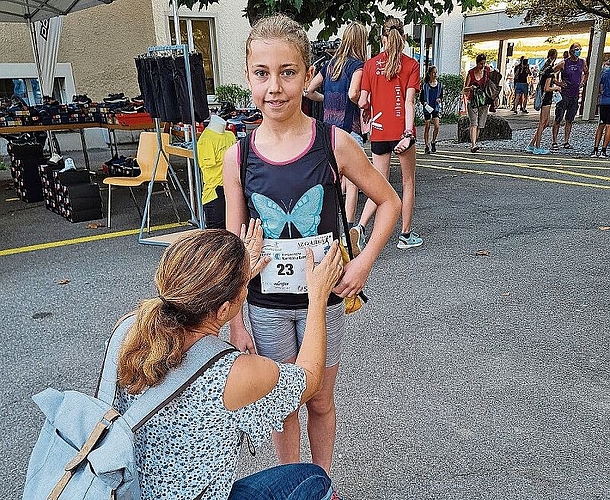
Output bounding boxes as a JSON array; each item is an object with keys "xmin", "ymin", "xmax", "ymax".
[{"xmin": 259, "ymin": 233, "xmax": 334, "ymax": 294}]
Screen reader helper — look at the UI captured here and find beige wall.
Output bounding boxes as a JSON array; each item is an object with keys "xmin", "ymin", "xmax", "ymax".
[
  {"xmin": 152, "ymin": 0, "xmax": 252, "ymax": 89},
  {"xmin": 0, "ymin": 0, "xmax": 156, "ymax": 101},
  {"xmin": 60, "ymin": 0, "xmax": 156, "ymax": 100}
]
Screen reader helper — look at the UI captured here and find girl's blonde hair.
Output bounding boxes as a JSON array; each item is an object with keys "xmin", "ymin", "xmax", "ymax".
[
  {"xmin": 246, "ymin": 13, "xmax": 311, "ymax": 69},
  {"xmin": 117, "ymin": 230, "xmax": 249, "ymax": 394},
  {"xmin": 330, "ymin": 22, "xmax": 368, "ymax": 81},
  {"xmin": 382, "ymin": 17, "xmax": 405, "ymax": 80}
]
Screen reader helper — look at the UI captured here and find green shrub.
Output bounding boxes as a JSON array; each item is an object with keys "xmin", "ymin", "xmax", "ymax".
[
  {"xmin": 438, "ymin": 73, "xmax": 464, "ymax": 117},
  {"xmin": 214, "ymin": 84, "xmax": 252, "ymax": 108}
]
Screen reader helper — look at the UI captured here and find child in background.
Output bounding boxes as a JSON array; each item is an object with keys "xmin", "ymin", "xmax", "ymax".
[
  {"xmin": 420, "ymin": 65, "xmax": 443, "ymax": 154},
  {"xmin": 305, "ymin": 21, "xmax": 368, "ymax": 255},
  {"xmin": 223, "ymin": 14, "xmax": 400, "ymax": 474},
  {"xmin": 356, "ymin": 17, "xmax": 422, "ymax": 250}
]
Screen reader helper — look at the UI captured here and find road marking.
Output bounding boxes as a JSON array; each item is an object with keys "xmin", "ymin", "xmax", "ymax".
[
  {"xmin": 429, "ymin": 149, "xmax": 610, "ymax": 164},
  {"xmin": 416, "ymin": 154, "xmax": 610, "ymax": 183},
  {"xmin": 0, "ymin": 222, "xmax": 187, "ymax": 257},
  {"xmin": 417, "ymin": 163, "xmax": 610, "ymax": 189}
]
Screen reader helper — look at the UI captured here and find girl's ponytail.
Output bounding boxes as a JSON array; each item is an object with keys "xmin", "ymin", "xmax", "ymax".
[{"xmin": 382, "ymin": 18, "xmax": 405, "ymax": 80}]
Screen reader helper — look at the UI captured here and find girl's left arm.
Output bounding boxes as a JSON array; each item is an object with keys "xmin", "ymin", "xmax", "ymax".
[
  {"xmin": 332, "ymin": 129, "xmax": 401, "ymax": 298},
  {"xmin": 404, "ymin": 88, "xmax": 417, "ymax": 133}
]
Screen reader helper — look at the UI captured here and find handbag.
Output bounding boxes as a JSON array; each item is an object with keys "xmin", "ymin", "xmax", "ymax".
[
  {"xmin": 471, "ymin": 86, "xmax": 487, "ymax": 108},
  {"xmin": 319, "ymin": 121, "xmax": 368, "ymax": 314}
]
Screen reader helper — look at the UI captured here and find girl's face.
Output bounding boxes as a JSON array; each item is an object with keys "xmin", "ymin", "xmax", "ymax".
[
  {"xmin": 476, "ymin": 59, "xmax": 486, "ymax": 69},
  {"xmin": 246, "ymin": 39, "xmax": 313, "ymax": 122}
]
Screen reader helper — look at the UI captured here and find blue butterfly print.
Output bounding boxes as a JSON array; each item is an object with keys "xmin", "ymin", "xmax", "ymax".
[{"xmin": 252, "ymin": 185, "xmax": 324, "ymax": 238}]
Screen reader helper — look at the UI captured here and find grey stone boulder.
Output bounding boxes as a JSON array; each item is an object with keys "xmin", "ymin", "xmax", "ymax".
[{"xmin": 457, "ymin": 113, "xmax": 512, "ymax": 142}]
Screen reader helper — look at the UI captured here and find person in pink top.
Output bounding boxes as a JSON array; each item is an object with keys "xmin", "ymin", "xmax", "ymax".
[{"xmin": 356, "ymin": 17, "xmax": 423, "ymax": 250}]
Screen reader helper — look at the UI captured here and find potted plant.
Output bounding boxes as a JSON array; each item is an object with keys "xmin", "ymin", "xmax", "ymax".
[{"xmin": 214, "ymin": 84, "xmax": 252, "ymax": 109}]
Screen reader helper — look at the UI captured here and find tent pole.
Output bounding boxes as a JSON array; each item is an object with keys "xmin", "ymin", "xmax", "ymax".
[{"xmin": 28, "ymin": 18, "xmax": 56, "ymax": 155}]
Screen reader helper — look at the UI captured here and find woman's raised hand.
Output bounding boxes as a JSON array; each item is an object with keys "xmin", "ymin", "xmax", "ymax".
[
  {"xmin": 305, "ymin": 241, "xmax": 343, "ymax": 303},
  {"xmin": 240, "ymin": 219, "xmax": 270, "ymax": 278}
]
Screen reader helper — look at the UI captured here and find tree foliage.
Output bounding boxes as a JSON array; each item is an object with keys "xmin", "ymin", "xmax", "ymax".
[
  {"xmin": 506, "ymin": 0, "xmax": 609, "ymax": 30},
  {"xmin": 175, "ymin": 0, "xmax": 482, "ymax": 48}
]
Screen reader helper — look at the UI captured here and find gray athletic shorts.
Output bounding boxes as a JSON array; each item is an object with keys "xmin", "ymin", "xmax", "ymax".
[{"xmin": 248, "ymin": 302, "xmax": 345, "ymax": 367}]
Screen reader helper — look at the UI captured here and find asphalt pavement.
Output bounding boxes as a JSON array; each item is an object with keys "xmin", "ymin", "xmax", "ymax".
[{"xmin": 1, "ymin": 114, "xmax": 609, "ymax": 499}]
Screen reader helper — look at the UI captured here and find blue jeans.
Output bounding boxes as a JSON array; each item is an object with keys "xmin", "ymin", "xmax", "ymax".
[{"xmin": 228, "ymin": 464, "xmax": 332, "ymax": 500}]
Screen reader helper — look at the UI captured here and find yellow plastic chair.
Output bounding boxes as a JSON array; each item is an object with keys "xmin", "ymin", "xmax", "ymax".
[{"xmin": 103, "ymin": 132, "xmax": 179, "ymax": 228}]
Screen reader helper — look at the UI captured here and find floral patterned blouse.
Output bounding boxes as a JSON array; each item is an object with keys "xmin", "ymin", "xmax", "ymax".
[{"xmin": 115, "ymin": 350, "xmax": 306, "ymax": 500}]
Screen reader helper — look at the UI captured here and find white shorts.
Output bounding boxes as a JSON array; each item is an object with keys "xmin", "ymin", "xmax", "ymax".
[{"xmin": 248, "ymin": 302, "xmax": 345, "ymax": 367}]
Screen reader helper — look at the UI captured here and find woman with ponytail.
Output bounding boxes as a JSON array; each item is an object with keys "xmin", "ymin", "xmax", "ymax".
[
  {"xmin": 113, "ymin": 221, "xmax": 344, "ymax": 499},
  {"xmin": 356, "ymin": 17, "xmax": 423, "ymax": 250}
]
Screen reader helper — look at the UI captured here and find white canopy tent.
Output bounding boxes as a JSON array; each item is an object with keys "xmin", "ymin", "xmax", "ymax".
[{"xmin": 0, "ymin": 0, "xmax": 114, "ymax": 98}]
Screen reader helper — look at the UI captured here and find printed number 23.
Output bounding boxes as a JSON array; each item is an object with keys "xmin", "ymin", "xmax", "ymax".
[{"xmin": 277, "ymin": 263, "xmax": 294, "ymax": 275}]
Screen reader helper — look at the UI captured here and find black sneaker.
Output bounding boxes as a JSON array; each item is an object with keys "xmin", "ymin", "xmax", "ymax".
[
  {"xmin": 72, "ymin": 94, "xmax": 92, "ymax": 105},
  {"xmin": 103, "ymin": 93, "xmax": 127, "ymax": 104},
  {"xmin": 590, "ymin": 149, "xmax": 599, "ymax": 158},
  {"xmin": 424, "ymin": 145, "xmax": 431, "ymax": 154},
  {"xmin": 431, "ymin": 142, "xmax": 437, "ymax": 153}
]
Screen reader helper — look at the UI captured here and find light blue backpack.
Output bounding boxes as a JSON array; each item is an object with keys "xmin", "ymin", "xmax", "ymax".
[{"xmin": 22, "ymin": 315, "xmax": 236, "ymax": 499}]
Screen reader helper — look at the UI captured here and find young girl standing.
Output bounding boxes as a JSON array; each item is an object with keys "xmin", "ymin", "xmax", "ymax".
[
  {"xmin": 223, "ymin": 14, "xmax": 401, "ymax": 473},
  {"xmin": 526, "ymin": 49, "xmax": 561, "ymax": 155},
  {"xmin": 305, "ymin": 22, "xmax": 368, "ymax": 253},
  {"xmin": 420, "ymin": 65, "xmax": 443, "ymax": 154},
  {"xmin": 355, "ymin": 17, "xmax": 422, "ymax": 250}
]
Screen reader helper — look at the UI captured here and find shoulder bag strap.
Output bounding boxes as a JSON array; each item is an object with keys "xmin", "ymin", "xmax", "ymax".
[
  {"xmin": 319, "ymin": 121, "xmax": 352, "ymax": 259},
  {"xmin": 124, "ymin": 336, "xmax": 236, "ymax": 431},
  {"xmin": 97, "ymin": 315, "xmax": 236, "ymax": 432},
  {"xmin": 318, "ymin": 120, "xmax": 368, "ymax": 303}
]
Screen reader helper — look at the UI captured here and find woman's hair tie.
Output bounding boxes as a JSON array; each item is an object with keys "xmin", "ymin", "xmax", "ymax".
[
  {"xmin": 387, "ymin": 25, "xmax": 403, "ymax": 35},
  {"xmin": 158, "ymin": 295, "xmax": 198, "ymax": 327}
]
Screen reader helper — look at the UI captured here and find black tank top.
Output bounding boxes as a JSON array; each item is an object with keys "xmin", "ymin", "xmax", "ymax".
[{"xmin": 241, "ymin": 119, "xmax": 343, "ymax": 309}]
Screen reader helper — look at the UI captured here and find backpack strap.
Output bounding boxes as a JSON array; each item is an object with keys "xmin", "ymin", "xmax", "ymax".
[
  {"xmin": 318, "ymin": 121, "xmax": 353, "ymax": 260},
  {"xmin": 97, "ymin": 315, "xmax": 236, "ymax": 432},
  {"xmin": 239, "ymin": 132, "xmax": 253, "ymax": 189}
]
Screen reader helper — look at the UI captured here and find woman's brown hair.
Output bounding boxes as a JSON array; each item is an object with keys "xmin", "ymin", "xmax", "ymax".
[
  {"xmin": 382, "ymin": 17, "xmax": 405, "ymax": 80},
  {"xmin": 117, "ymin": 229, "xmax": 249, "ymax": 394}
]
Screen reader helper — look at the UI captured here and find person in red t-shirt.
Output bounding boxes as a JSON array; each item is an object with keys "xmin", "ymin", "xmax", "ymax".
[{"xmin": 356, "ymin": 17, "xmax": 422, "ymax": 250}]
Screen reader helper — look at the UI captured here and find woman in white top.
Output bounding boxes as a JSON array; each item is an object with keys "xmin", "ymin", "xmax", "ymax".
[{"xmin": 114, "ymin": 220, "xmax": 343, "ymax": 500}]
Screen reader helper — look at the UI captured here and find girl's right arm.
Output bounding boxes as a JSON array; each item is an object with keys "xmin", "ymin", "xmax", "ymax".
[
  {"xmin": 305, "ymin": 72, "xmax": 324, "ymax": 102},
  {"xmin": 222, "ymin": 143, "xmax": 256, "ymax": 353},
  {"xmin": 463, "ymin": 71, "xmax": 472, "ymax": 93}
]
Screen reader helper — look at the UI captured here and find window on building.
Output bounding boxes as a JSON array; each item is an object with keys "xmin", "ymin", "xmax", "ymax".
[{"xmin": 169, "ymin": 18, "xmax": 217, "ymax": 94}]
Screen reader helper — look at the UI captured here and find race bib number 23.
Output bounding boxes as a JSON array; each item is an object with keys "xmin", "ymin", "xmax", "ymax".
[{"xmin": 259, "ymin": 232, "xmax": 333, "ymax": 294}]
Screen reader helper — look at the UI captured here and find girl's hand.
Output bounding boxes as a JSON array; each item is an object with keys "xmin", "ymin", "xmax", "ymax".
[
  {"xmin": 332, "ymin": 255, "xmax": 372, "ymax": 299},
  {"xmin": 240, "ymin": 218, "xmax": 270, "ymax": 278},
  {"xmin": 393, "ymin": 134, "xmax": 416, "ymax": 155},
  {"xmin": 305, "ymin": 242, "xmax": 342, "ymax": 303}
]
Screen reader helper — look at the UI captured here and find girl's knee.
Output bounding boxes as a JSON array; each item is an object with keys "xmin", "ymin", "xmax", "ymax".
[{"xmin": 306, "ymin": 392, "xmax": 335, "ymax": 416}]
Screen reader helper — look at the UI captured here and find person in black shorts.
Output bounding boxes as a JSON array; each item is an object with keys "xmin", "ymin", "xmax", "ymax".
[
  {"xmin": 526, "ymin": 49, "xmax": 562, "ymax": 155},
  {"xmin": 420, "ymin": 65, "xmax": 443, "ymax": 154}
]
